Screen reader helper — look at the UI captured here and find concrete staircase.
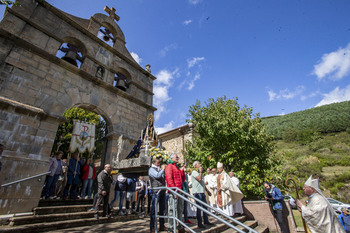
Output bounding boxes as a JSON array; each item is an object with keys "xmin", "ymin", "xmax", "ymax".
[
  {"xmin": 0, "ymin": 199, "xmax": 269, "ymax": 233},
  {"xmin": 0, "ymin": 199, "xmax": 140, "ymax": 233}
]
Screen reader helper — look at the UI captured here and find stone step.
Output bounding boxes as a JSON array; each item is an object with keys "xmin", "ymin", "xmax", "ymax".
[
  {"xmin": 33, "ymin": 204, "xmax": 92, "ymax": 215},
  {"xmin": 0, "ymin": 214, "xmax": 140, "ymax": 233},
  {"xmin": 38, "ymin": 198, "xmax": 93, "ymax": 207},
  {"xmin": 252, "ymin": 225, "xmax": 269, "ymax": 233},
  {"xmin": 9, "ymin": 211, "xmax": 100, "ymax": 226}
]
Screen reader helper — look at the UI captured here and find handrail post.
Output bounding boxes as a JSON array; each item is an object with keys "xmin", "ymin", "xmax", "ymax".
[
  {"xmin": 155, "ymin": 190, "xmax": 159, "ymax": 233},
  {"xmin": 173, "ymin": 193, "xmax": 176, "ymax": 233}
]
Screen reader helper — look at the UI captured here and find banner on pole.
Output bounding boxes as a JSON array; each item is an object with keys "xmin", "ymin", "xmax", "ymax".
[{"xmin": 69, "ymin": 120, "xmax": 95, "ymax": 153}]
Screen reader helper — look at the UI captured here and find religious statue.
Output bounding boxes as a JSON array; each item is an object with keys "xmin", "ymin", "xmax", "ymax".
[{"xmin": 126, "ymin": 113, "xmax": 159, "ymax": 159}]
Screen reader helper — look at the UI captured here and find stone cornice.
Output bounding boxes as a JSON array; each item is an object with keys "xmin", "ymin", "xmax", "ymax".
[{"xmin": 0, "ymin": 96, "xmax": 66, "ymax": 122}]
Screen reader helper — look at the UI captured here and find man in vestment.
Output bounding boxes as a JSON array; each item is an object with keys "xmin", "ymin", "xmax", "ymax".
[
  {"xmin": 296, "ymin": 175, "xmax": 345, "ymax": 233},
  {"xmin": 229, "ymin": 171, "xmax": 244, "ymax": 216},
  {"xmin": 208, "ymin": 168, "xmax": 218, "ymax": 209},
  {"xmin": 215, "ymin": 162, "xmax": 243, "ymax": 216}
]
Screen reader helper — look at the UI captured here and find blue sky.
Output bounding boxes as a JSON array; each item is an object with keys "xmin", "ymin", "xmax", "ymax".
[{"xmin": 2, "ymin": 1, "xmax": 350, "ymax": 133}]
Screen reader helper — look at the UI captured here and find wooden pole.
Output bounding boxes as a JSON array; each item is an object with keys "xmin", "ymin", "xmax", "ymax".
[{"xmin": 285, "ymin": 178, "xmax": 308, "ymax": 233}]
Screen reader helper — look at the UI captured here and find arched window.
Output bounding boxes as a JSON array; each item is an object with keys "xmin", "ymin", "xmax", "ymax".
[
  {"xmin": 98, "ymin": 26, "xmax": 115, "ymax": 47},
  {"xmin": 56, "ymin": 43, "xmax": 83, "ymax": 68}
]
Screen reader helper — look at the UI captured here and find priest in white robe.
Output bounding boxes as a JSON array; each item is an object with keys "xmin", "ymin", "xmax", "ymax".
[
  {"xmin": 296, "ymin": 175, "xmax": 345, "ymax": 233},
  {"xmin": 229, "ymin": 171, "xmax": 244, "ymax": 215},
  {"xmin": 205, "ymin": 168, "xmax": 217, "ymax": 209},
  {"xmin": 215, "ymin": 162, "xmax": 243, "ymax": 216}
]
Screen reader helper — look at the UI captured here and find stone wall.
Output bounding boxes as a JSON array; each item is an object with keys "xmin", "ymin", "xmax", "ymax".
[
  {"xmin": 243, "ymin": 200, "xmax": 298, "ymax": 233},
  {"xmin": 158, "ymin": 124, "xmax": 193, "ymax": 165},
  {"xmin": 0, "ymin": 0, "xmax": 156, "ymax": 214}
]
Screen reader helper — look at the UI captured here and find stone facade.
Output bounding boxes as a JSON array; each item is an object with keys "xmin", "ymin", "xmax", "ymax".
[
  {"xmin": 0, "ymin": 0, "xmax": 156, "ymax": 214},
  {"xmin": 158, "ymin": 123, "xmax": 194, "ymax": 165}
]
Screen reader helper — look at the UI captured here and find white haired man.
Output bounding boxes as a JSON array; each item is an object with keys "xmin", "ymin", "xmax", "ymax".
[
  {"xmin": 94, "ymin": 164, "xmax": 113, "ymax": 219},
  {"xmin": 191, "ymin": 161, "xmax": 214, "ymax": 229},
  {"xmin": 296, "ymin": 175, "xmax": 345, "ymax": 233},
  {"xmin": 229, "ymin": 171, "xmax": 244, "ymax": 216}
]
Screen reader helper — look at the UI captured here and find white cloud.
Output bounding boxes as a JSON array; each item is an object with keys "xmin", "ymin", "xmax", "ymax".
[
  {"xmin": 153, "ymin": 69, "xmax": 179, "ymax": 121},
  {"xmin": 188, "ymin": 73, "xmax": 200, "ymax": 90},
  {"xmin": 268, "ymin": 86, "xmax": 305, "ymax": 101},
  {"xmin": 301, "ymin": 91, "xmax": 319, "ymax": 101},
  {"xmin": 183, "ymin": 19, "xmax": 193, "ymax": 25},
  {"xmin": 312, "ymin": 43, "xmax": 350, "ymax": 81},
  {"xmin": 187, "ymin": 57, "xmax": 205, "ymax": 68},
  {"xmin": 189, "ymin": 0, "xmax": 201, "ymax": 5},
  {"xmin": 315, "ymin": 85, "xmax": 350, "ymax": 107},
  {"xmin": 130, "ymin": 52, "xmax": 142, "ymax": 64},
  {"xmin": 160, "ymin": 43, "xmax": 178, "ymax": 57},
  {"xmin": 156, "ymin": 121, "xmax": 175, "ymax": 134}
]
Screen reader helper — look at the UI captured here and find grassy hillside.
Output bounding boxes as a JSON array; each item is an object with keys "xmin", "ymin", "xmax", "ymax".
[
  {"xmin": 261, "ymin": 101, "xmax": 350, "ymax": 203},
  {"xmin": 261, "ymin": 101, "xmax": 350, "ymax": 139}
]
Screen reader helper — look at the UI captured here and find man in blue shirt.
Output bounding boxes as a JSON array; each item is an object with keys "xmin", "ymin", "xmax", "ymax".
[{"xmin": 339, "ymin": 207, "xmax": 350, "ymax": 233}]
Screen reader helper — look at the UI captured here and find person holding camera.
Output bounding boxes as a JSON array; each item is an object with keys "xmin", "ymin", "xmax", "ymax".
[{"xmin": 263, "ymin": 181, "xmax": 289, "ymax": 233}]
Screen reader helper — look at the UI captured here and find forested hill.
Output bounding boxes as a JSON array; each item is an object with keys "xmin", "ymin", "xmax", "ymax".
[{"xmin": 261, "ymin": 101, "xmax": 350, "ymax": 139}]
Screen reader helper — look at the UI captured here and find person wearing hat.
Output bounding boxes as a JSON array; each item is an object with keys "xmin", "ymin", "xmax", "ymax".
[
  {"xmin": 215, "ymin": 162, "xmax": 243, "ymax": 217},
  {"xmin": 338, "ymin": 207, "xmax": 350, "ymax": 233},
  {"xmin": 296, "ymin": 175, "xmax": 345, "ymax": 233}
]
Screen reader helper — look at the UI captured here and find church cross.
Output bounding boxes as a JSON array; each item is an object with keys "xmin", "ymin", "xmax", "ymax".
[{"xmin": 104, "ymin": 6, "xmax": 120, "ymax": 22}]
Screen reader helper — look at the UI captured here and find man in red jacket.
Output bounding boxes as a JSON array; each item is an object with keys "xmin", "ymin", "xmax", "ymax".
[{"xmin": 165, "ymin": 153, "xmax": 187, "ymax": 233}]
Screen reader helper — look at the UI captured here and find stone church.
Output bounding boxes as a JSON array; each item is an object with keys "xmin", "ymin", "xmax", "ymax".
[{"xmin": 0, "ymin": 0, "xmax": 156, "ymax": 214}]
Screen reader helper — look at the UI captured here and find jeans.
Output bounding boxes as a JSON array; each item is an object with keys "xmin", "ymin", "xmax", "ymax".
[
  {"xmin": 81, "ymin": 179, "xmax": 93, "ymax": 198},
  {"xmin": 42, "ymin": 174, "xmax": 60, "ymax": 197},
  {"xmin": 194, "ymin": 193, "xmax": 209, "ymax": 225},
  {"xmin": 183, "ymin": 199, "xmax": 188, "ymax": 221},
  {"xmin": 150, "ymin": 191, "xmax": 166, "ymax": 230},
  {"xmin": 168, "ymin": 193, "xmax": 184, "ymax": 231},
  {"xmin": 110, "ymin": 190, "xmax": 125, "ymax": 212}
]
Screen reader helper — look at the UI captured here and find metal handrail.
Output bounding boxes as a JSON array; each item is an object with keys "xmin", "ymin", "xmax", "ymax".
[
  {"xmin": 152, "ymin": 186, "xmax": 258, "ymax": 233},
  {"xmin": 0, "ymin": 171, "xmax": 50, "ymax": 188}
]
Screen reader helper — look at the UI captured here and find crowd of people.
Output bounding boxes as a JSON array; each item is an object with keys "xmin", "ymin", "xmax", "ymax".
[
  {"xmin": 40, "ymin": 150, "xmax": 349, "ymax": 233},
  {"xmin": 40, "ymin": 151, "xmax": 96, "ymax": 201}
]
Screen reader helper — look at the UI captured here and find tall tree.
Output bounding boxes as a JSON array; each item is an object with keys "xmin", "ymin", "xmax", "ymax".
[{"xmin": 185, "ymin": 96, "xmax": 279, "ymax": 198}]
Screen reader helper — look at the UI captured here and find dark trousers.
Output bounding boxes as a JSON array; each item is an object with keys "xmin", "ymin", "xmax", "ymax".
[
  {"xmin": 63, "ymin": 174, "xmax": 79, "ymax": 198},
  {"xmin": 136, "ymin": 193, "xmax": 146, "ymax": 213},
  {"xmin": 273, "ymin": 209, "xmax": 289, "ymax": 233},
  {"xmin": 183, "ymin": 199, "xmax": 188, "ymax": 221},
  {"xmin": 41, "ymin": 174, "xmax": 59, "ymax": 197},
  {"xmin": 194, "ymin": 193, "xmax": 209, "ymax": 226},
  {"xmin": 150, "ymin": 190, "xmax": 166, "ymax": 230},
  {"xmin": 95, "ymin": 192, "xmax": 111, "ymax": 217}
]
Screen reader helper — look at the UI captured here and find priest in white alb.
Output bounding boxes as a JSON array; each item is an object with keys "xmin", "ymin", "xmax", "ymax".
[
  {"xmin": 229, "ymin": 171, "xmax": 244, "ymax": 215},
  {"xmin": 215, "ymin": 162, "xmax": 243, "ymax": 216},
  {"xmin": 296, "ymin": 175, "xmax": 345, "ymax": 233}
]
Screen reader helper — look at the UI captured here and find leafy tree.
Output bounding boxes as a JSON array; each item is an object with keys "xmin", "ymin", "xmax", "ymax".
[
  {"xmin": 0, "ymin": 0, "xmax": 19, "ymax": 6},
  {"xmin": 185, "ymin": 96, "xmax": 277, "ymax": 198},
  {"xmin": 51, "ymin": 107, "xmax": 106, "ymax": 159}
]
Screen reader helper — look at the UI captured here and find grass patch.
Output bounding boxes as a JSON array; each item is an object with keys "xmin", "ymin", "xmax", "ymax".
[{"xmin": 292, "ymin": 209, "xmax": 304, "ymax": 228}]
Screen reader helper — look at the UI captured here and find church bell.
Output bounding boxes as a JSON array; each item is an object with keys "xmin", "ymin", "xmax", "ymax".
[
  {"xmin": 61, "ymin": 51, "xmax": 78, "ymax": 67},
  {"xmin": 114, "ymin": 76, "xmax": 127, "ymax": 91}
]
